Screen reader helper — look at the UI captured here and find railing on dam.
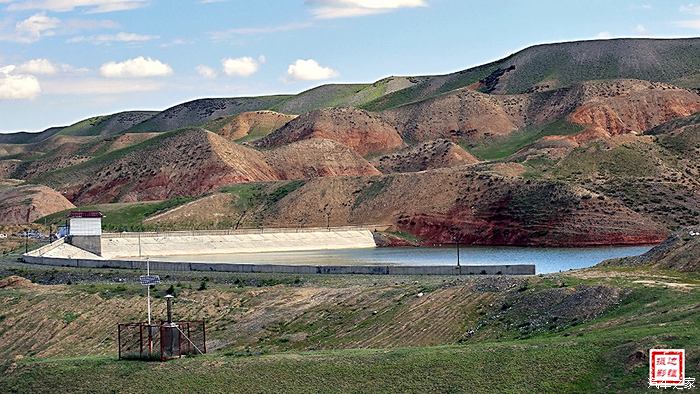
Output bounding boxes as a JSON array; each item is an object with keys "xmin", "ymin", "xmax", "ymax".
[
  {"xmin": 103, "ymin": 224, "xmax": 392, "ymax": 238},
  {"xmin": 21, "ymin": 254, "xmax": 536, "ymax": 276}
]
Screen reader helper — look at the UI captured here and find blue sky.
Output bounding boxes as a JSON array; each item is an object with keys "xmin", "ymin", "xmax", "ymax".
[{"xmin": 0, "ymin": 0, "xmax": 699, "ymax": 133}]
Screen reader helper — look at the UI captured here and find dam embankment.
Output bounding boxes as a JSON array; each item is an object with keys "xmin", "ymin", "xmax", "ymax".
[{"xmin": 22, "ymin": 227, "xmax": 536, "ymax": 275}]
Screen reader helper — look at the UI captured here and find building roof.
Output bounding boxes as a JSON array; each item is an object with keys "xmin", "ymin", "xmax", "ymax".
[{"xmin": 67, "ymin": 211, "xmax": 104, "ymax": 218}]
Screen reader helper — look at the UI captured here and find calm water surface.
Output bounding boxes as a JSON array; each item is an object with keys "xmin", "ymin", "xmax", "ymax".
[{"xmin": 150, "ymin": 245, "xmax": 653, "ymax": 274}]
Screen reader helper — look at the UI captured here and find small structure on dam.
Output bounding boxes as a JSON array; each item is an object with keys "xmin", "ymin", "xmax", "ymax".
[{"xmin": 67, "ymin": 211, "xmax": 103, "ymax": 256}]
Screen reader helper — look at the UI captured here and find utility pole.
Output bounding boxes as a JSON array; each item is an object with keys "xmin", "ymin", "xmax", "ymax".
[
  {"xmin": 146, "ymin": 258, "xmax": 151, "ymax": 325},
  {"xmin": 24, "ymin": 228, "xmax": 28, "ymax": 254}
]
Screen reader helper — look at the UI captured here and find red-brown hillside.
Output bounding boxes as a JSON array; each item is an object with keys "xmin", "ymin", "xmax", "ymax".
[
  {"xmin": 568, "ymin": 80, "xmax": 700, "ymax": 140},
  {"xmin": 266, "ymin": 139, "xmax": 380, "ymax": 179},
  {"xmin": 372, "ymin": 139, "xmax": 479, "ymax": 173},
  {"xmin": 36, "ymin": 129, "xmax": 279, "ymax": 204},
  {"xmin": 204, "ymin": 110, "xmax": 296, "ymax": 141},
  {"xmin": 246, "ymin": 167, "xmax": 669, "ymax": 246},
  {"xmin": 383, "ymin": 89, "xmax": 527, "ymax": 142},
  {"xmin": 0, "ymin": 184, "xmax": 75, "ymax": 225},
  {"xmin": 255, "ymin": 107, "xmax": 404, "ymax": 156}
]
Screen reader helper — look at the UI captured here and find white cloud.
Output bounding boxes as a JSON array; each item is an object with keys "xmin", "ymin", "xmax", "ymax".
[
  {"xmin": 0, "ymin": 66, "xmax": 41, "ymax": 99},
  {"xmin": 676, "ymin": 3, "xmax": 700, "ymax": 29},
  {"xmin": 67, "ymin": 31, "xmax": 158, "ymax": 43},
  {"xmin": 99, "ymin": 56, "xmax": 173, "ymax": 78},
  {"xmin": 680, "ymin": 4, "xmax": 700, "ymax": 14},
  {"xmin": 16, "ymin": 58, "xmax": 57, "ymax": 74},
  {"xmin": 674, "ymin": 19, "xmax": 700, "ymax": 29},
  {"xmin": 13, "ymin": 13, "xmax": 60, "ymax": 42},
  {"xmin": 595, "ymin": 31, "xmax": 612, "ymax": 39},
  {"xmin": 634, "ymin": 24, "xmax": 648, "ymax": 34},
  {"xmin": 286, "ymin": 59, "xmax": 338, "ymax": 81},
  {"xmin": 209, "ymin": 22, "xmax": 312, "ymax": 40},
  {"xmin": 6, "ymin": 0, "xmax": 149, "ymax": 14},
  {"xmin": 307, "ymin": 0, "xmax": 427, "ymax": 19},
  {"xmin": 196, "ymin": 65, "xmax": 217, "ymax": 79},
  {"xmin": 222, "ymin": 56, "xmax": 260, "ymax": 77}
]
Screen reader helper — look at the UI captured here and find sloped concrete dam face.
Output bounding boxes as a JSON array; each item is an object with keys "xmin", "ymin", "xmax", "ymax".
[
  {"xmin": 101, "ymin": 230, "xmax": 377, "ymax": 259},
  {"xmin": 23, "ymin": 229, "xmax": 536, "ymax": 275}
]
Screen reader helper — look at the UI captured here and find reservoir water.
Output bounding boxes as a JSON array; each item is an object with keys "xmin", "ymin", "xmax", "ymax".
[{"xmin": 149, "ymin": 245, "xmax": 653, "ymax": 274}]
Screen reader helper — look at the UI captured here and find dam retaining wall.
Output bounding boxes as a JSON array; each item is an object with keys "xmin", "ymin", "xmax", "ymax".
[
  {"xmin": 99, "ymin": 228, "xmax": 378, "ymax": 259},
  {"xmin": 21, "ymin": 227, "xmax": 535, "ymax": 275},
  {"xmin": 20, "ymin": 254, "xmax": 535, "ymax": 275}
]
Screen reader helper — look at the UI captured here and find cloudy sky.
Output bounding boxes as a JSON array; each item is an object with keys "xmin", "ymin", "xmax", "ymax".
[{"xmin": 0, "ymin": 0, "xmax": 698, "ymax": 133}]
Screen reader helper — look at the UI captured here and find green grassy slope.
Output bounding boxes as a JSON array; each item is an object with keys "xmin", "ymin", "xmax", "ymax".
[
  {"xmin": 57, "ymin": 111, "xmax": 158, "ymax": 137},
  {"xmin": 0, "ymin": 265, "xmax": 697, "ymax": 393},
  {"xmin": 362, "ymin": 38, "xmax": 700, "ymax": 111},
  {"xmin": 127, "ymin": 96, "xmax": 293, "ymax": 133},
  {"xmin": 35, "ymin": 196, "xmax": 196, "ymax": 231},
  {"xmin": 467, "ymin": 120, "xmax": 584, "ymax": 161}
]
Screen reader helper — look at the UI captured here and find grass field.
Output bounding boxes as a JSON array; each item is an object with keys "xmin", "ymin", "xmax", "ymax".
[
  {"xmin": 0, "ymin": 246, "xmax": 697, "ymax": 393},
  {"xmin": 467, "ymin": 120, "xmax": 584, "ymax": 161},
  {"xmin": 35, "ymin": 196, "xmax": 196, "ymax": 231}
]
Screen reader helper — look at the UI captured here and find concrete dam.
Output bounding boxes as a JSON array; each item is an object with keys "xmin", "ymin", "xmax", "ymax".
[{"xmin": 23, "ymin": 225, "xmax": 535, "ymax": 276}]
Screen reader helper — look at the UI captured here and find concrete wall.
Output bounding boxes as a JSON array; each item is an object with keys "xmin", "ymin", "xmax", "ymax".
[
  {"xmin": 100, "ymin": 230, "xmax": 377, "ymax": 259},
  {"xmin": 70, "ymin": 235, "xmax": 102, "ymax": 256},
  {"xmin": 21, "ymin": 254, "xmax": 535, "ymax": 276}
]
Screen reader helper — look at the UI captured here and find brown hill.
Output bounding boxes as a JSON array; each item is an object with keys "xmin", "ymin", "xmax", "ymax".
[
  {"xmin": 380, "ymin": 79, "xmax": 699, "ymax": 154},
  {"xmin": 266, "ymin": 139, "xmax": 380, "ymax": 179},
  {"xmin": 373, "ymin": 139, "xmax": 479, "ymax": 173},
  {"xmin": 204, "ymin": 110, "xmax": 296, "ymax": 141},
  {"xmin": 568, "ymin": 80, "xmax": 700, "ymax": 140},
  {"xmin": 34, "ymin": 129, "xmax": 279, "ymax": 204},
  {"xmin": 383, "ymin": 89, "xmax": 527, "ymax": 142},
  {"xmin": 5, "ymin": 133, "xmax": 162, "ymax": 180},
  {"xmin": 600, "ymin": 227, "xmax": 700, "ymax": 272},
  {"xmin": 363, "ymin": 38, "xmax": 700, "ymax": 111},
  {"xmin": 183, "ymin": 167, "xmax": 666, "ymax": 246},
  {"xmin": 0, "ymin": 184, "xmax": 75, "ymax": 225},
  {"xmin": 255, "ymin": 107, "xmax": 404, "ymax": 156}
]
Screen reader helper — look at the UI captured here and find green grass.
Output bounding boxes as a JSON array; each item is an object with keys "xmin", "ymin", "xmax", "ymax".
[
  {"xmin": 35, "ymin": 196, "xmax": 196, "ymax": 231},
  {"xmin": 61, "ymin": 312, "xmax": 80, "ymax": 324},
  {"xmin": 387, "ymin": 231, "xmax": 421, "ymax": 243},
  {"xmin": 0, "ymin": 265, "xmax": 698, "ymax": 392},
  {"xmin": 352, "ymin": 176, "xmax": 393, "ymax": 209},
  {"xmin": 467, "ymin": 120, "xmax": 584, "ymax": 161},
  {"xmin": 1, "ymin": 341, "xmax": 607, "ymax": 393}
]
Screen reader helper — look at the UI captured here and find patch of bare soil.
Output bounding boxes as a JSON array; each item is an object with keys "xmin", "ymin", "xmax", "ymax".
[
  {"xmin": 372, "ymin": 139, "xmax": 479, "ymax": 173},
  {"xmin": 266, "ymin": 139, "xmax": 380, "ymax": 178},
  {"xmin": 144, "ymin": 193, "xmax": 240, "ymax": 228},
  {"xmin": 600, "ymin": 227, "xmax": 700, "ymax": 272},
  {"xmin": 206, "ymin": 111, "xmax": 296, "ymax": 141},
  {"xmin": 0, "ymin": 276, "xmax": 34, "ymax": 289},
  {"xmin": 569, "ymin": 80, "xmax": 700, "ymax": 141},
  {"xmin": 255, "ymin": 107, "xmax": 404, "ymax": 156},
  {"xmin": 479, "ymin": 285, "xmax": 623, "ymax": 336},
  {"xmin": 0, "ymin": 184, "xmax": 75, "ymax": 225},
  {"xmin": 382, "ymin": 88, "xmax": 528, "ymax": 142}
]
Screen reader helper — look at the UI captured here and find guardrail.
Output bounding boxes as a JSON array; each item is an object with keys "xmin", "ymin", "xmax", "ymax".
[
  {"xmin": 21, "ymin": 254, "xmax": 536, "ymax": 276},
  {"xmin": 103, "ymin": 224, "xmax": 392, "ymax": 238},
  {"xmin": 23, "ymin": 237, "xmax": 65, "ymax": 257}
]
